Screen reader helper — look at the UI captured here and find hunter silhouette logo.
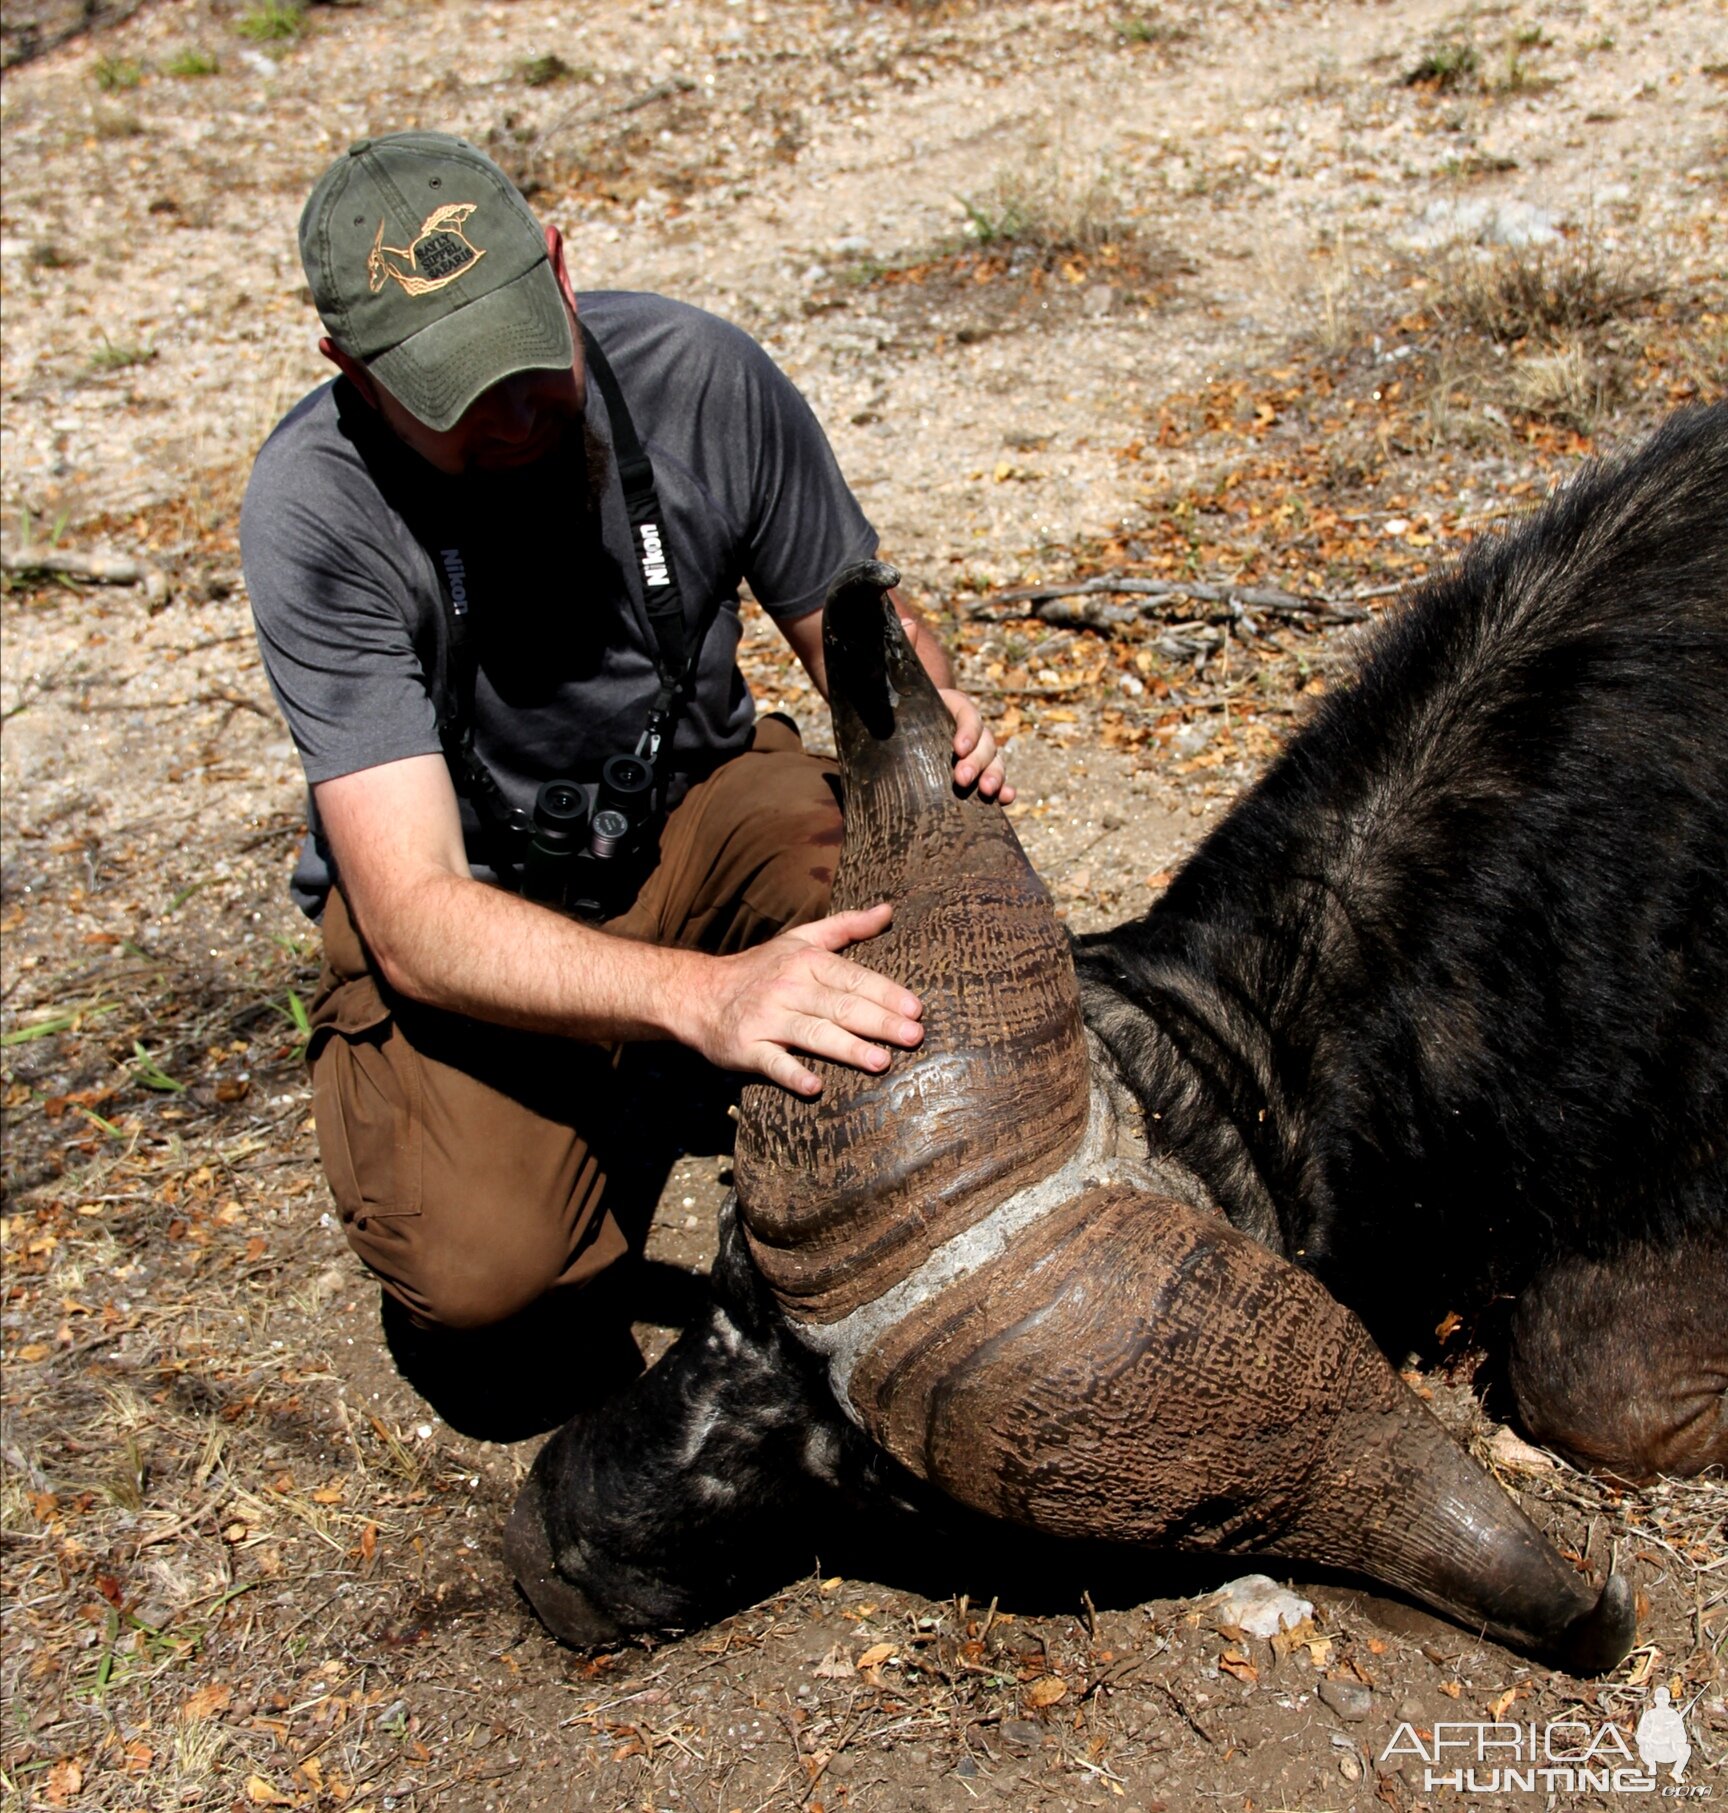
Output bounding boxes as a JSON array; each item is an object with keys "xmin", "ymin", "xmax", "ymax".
[{"xmin": 367, "ymin": 203, "xmax": 486, "ymax": 297}]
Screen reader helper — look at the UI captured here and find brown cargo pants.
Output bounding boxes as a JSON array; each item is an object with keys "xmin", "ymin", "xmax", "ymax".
[{"xmin": 306, "ymin": 717, "xmax": 841, "ymax": 1330}]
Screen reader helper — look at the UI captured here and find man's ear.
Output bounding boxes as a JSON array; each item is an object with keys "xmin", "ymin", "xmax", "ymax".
[
  {"xmin": 545, "ymin": 225, "xmax": 580, "ymax": 318},
  {"xmin": 318, "ymin": 335, "xmax": 381, "ymax": 408}
]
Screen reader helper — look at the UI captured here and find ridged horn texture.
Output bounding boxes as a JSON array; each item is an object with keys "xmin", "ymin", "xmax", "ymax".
[
  {"xmin": 732, "ymin": 561, "xmax": 1633, "ymax": 1673},
  {"xmin": 735, "ymin": 559, "xmax": 1091, "ymax": 1323}
]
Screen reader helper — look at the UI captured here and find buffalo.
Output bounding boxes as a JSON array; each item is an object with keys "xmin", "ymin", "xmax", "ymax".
[{"xmin": 507, "ymin": 403, "xmax": 1727, "ymax": 1672}]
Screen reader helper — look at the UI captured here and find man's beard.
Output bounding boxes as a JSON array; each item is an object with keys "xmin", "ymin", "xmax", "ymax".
[{"xmin": 471, "ymin": 414, "xmax": 612, "ymax": 523}]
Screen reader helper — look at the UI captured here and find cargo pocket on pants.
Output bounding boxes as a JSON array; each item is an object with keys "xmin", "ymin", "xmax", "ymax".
[{"xmin": 308, "ymin": 976, "xmax": 424, "ymax": 1264}]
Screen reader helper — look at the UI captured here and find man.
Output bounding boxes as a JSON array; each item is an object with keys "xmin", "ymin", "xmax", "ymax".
[{"xmin": 241, "ymin": 133, "xmax": 1007, "ymax": 1405}]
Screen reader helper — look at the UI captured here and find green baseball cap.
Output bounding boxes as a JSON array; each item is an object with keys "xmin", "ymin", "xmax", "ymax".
[{"xmin": 299, "ymin": 131, "xmax": 574, "ymax": 431}]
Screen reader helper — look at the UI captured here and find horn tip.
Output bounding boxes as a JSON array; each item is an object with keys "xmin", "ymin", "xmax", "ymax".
[
  {"xmin": 828, "ymin": 557, "xmax": 903, "ymax": 602},
  {"xmin": 1547, "ymin": 1569, "xmax": 1636, "ymax": 1676}
]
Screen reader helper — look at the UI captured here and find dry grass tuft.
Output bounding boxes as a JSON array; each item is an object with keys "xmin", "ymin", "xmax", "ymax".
[
  {"xmin": 1511, "ymin": 340, "xmax": 1614, "ymax": 426},
  {"xmin": 1437, "ymin": 239, "xmax": 1660, "ymax": 345},
  {"xmin": 958, "ymin": 150, "xmax": 1138, "ymax": 256}
]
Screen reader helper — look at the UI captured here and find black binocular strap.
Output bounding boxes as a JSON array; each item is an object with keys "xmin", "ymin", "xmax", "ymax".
[
  {"xmin": 578, "ymin": 324, "xmax": 717, "ymax": 750},
  {"xmin": 435, "ymin": 576, "xmax": 530, "ymax": 841}
]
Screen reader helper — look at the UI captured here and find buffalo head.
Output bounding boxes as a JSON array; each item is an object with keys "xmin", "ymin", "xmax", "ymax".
[{"xmin": 730, "ymin": 559, "xmax": 1634, "ymax": 1675}]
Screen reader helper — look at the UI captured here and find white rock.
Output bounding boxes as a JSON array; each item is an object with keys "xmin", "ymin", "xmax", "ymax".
[
  {"xmin": 1173, "ymin": 719, "xmax": 1218, "ymax": 758},
  {"xmin": 1212, "ymin": 1573, "xmax": 1314, "ymax": 1638},
  {"xmin": 1400, "ymin": 196, "xmax": 1561, "ymax": 251}
]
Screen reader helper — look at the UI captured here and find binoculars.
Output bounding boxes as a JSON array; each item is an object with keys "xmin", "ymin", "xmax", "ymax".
[{"xmin": 520, "ymin": 753, "xmax": 656, "ymax": 919}]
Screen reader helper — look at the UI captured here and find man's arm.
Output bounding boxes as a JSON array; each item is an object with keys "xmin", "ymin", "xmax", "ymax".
[
  {"xmin": 314, "ymin": 753, "xmax": 923, "ymax": 1096},
  {"xmin": 781, "ymin": 589, "xmax": 1015, "ymax": 803}
]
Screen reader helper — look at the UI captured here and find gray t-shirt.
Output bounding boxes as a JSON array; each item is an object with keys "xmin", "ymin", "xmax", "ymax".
[{"xmin": 242, "ymin": 292, "xmax": 876, "ymax": 914}]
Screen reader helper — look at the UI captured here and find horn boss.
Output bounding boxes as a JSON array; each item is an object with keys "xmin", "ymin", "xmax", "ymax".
[{"xmin": 733, "ymin": 561, "xmax": 1632, "ymax": 1674}]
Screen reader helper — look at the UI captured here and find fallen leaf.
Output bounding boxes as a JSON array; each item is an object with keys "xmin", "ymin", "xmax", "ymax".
[
  {"xmin": 1023, "ymin": 1676, "xmax": 1068, "ymax": 1709},
  {"xmin": 44, "ymin": 1760, "xmax": 81, "ymax": 1806},
  {"xmin": 297, "ymin": 1757, "xmax": 324, "ymax": 1791},
  {"xmin": 245, "ymin": 1775, "xmax": 294, "ymax": 1806},
  {"xmin": 182, "ymin": 1682, "xmax": 232, "ymax": 1720},
  {"xmin": 17, "ymin": 1343, "xmax": 50, "ymax": 1362},
  {"xmin": 1270, "ymin": 1616, "xmax": 1313, "ymax": 1648},
  {"xmin": 359, "ymin": 1521, "xmax": 378, "ymax": 1564},
  {"xmin": 856, "ymin": 1642, "xmax": 895, "ymax": 1670},
  {"xmin": 1220, "ymin": 1649, "xmax": 1259, "ymax": 1684},
  {"xmin": 1488, "ymin": 1687, "xmax": 1520, "ymax": 1718}
]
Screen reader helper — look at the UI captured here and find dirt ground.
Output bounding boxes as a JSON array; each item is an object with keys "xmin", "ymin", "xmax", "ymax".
[{"xmin": 2, "ymin": 0, "xmax": 1725, "ymax": 1808}]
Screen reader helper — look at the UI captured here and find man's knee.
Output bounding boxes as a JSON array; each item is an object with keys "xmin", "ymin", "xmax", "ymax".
[
  {"xmin": 312, "ymin": 989, "xmax": 625, "ymax": 1331},
  {"xmin": 375, "ymin": 1201, "xmax": 626, "ymax": 1331},
  {"xmin": 400, "ymin": 1238, "xmax": 566, "ymax": 1331},
  {"xmin": 728, "ymin": 748, "xmax": 844, "ymax": 930},
  {"xmin": 750, "ymin": 819, "xmax": 841, "ymax": 927}
]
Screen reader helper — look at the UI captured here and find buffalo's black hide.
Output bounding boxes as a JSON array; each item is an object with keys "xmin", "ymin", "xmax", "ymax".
[{"xmin": 1076, "ymin": 403, "xmax": 1728, "ymax": 1348}]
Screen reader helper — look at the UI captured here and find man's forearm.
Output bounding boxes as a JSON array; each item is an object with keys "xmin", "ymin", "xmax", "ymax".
[
  {"xmin": 347, "ymin": 864, "xmax": 923, "ymax": 1093},
  {"xmin": 890, "ymin": 591, "xmax": 955, "ymax": 691},
  {"xmin": 361, "ymin": 866, "xmax": 692, "ymax": 1042}
]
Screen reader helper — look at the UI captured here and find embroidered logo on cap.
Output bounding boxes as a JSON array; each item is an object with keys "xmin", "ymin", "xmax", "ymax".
[{"xmin": 367, "ymin": 202, "xmax": 486, "ymax": 297}]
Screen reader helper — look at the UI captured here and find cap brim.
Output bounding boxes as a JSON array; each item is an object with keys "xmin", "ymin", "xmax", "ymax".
[{"xmin": 367, "ymin": 258, "xmax": 574, "ymax": 432}]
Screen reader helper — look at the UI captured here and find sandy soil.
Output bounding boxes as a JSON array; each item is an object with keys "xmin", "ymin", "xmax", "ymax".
[{"xmin": 2, "ymin": 1, "xmax": 1725, "ymax": 1809}]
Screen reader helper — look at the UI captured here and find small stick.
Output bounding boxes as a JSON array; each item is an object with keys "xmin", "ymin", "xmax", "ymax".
[
  {"xmin": 3, "ymin": 546, "xmax": 167, "ymax": 605},
  {"xmin": 967, "ymin": 573, "xmax": 1390, "ymax": 630}
]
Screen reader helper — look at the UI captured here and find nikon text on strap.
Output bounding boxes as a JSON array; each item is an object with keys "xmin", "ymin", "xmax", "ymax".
[{"xmin": 578, "ymin": 322, "xmax": 704, "ymax": 768}]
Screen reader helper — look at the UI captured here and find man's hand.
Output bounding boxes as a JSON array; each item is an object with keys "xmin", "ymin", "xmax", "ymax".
[
  {"xmin": 937, "ymin": 682, "xmax": 1014, "ymax": 803},
  {"xmin": 684, "ymin": 901, "xmax": 924, "ymax": 1096}
]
